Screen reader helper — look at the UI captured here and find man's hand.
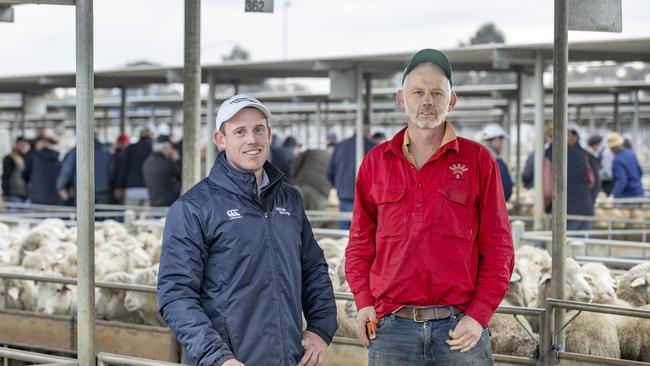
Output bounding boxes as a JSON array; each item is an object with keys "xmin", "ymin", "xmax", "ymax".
[
  {"xmin": 298, "ymin": 330, "xmax": 327, "ymax": 366},
  {"xmin": 114, "ymin": 189, "xmax": 124, "ymax": 201},
  {"xmin": 58, "ymin": 190, "xmax": 69, "ymax": 201},
  {"xmin": 221, "ymin": 359, "xmax": 244, "ymax": 366},
  {"xmin": 355, "ymin": 306, "xmax": 377, "ymax": 347},
  {"xmin": 446, "ymin": 315, "xmax": 484, "ymax": 353}
]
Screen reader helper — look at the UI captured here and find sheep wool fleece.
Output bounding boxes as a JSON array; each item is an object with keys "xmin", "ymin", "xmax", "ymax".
[
  {"xmin": 157, "ymin": 152, "xmax": 337, "ymax": 366},
  {"xmin": 346, "ymin": 126, "xmax": 515, "ymax": 327}
]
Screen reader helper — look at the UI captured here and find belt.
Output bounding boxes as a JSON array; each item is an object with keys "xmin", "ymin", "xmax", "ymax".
[{"xmin": 394, "ymin": 306, "xmax": 462, "ymax": 322}]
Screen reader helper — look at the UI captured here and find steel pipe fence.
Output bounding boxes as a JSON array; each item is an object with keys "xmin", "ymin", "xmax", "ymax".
[{"xmin": 0, "ymin": 347, "xmax": 77, "ymax": 365}]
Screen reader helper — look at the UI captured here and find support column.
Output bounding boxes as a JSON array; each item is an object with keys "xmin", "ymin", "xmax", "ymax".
[
  {"xmin": 182, "ymin": 0, "xmax": 201, "ymax": 193},
  {"xmin": 551, "ymin": 0, "xmax": 568, "ymax": 351},
  {"xmin": 206, "ymin": 71, "xmax": 216, "ymax": 176},
  {"xmin": 533, "ymin": 51, "xmax": 546, "ymax": 231},
  {"xmin": 75, "ymin": 0, "xmax": 96, "ymax": 365},
  {"xmin": 613, "ymin": 92, "xmax": 620, "ymax": 131},
  {"xmin": 515, "ymin": 70, "xmax": 522, "ymax": 214},
  {"xmin": 355, "ymin": 65, "xmax": 364, "ymax": 176},
  {"xmin": 119, "ymin": 86, "xmax": 127, "ymax": 135},
  {"xmin": 632, "ymin": 90, "xmax": 640, "ymax": 150}
]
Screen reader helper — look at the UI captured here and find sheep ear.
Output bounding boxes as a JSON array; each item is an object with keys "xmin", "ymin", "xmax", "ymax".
[
  {"xmin": 8, "ymin": 287, "xmax": 19, "ymax": 300},
  {"xmin": 510, "ymin": 271, "xmax": 521, "ymax": 283},
  {"xmin": 630, "ymin": 277, "xmax": 646, "ymax": 288},
  {"xmin": 539, "ymin": 273, "xmax": 552, "ymax": 285},
  {"xmin": 583, "ymin": 274, "xmax": 593, "ymax": 285}
]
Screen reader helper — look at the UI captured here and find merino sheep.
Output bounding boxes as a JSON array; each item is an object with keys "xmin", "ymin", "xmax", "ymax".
[
  {"xmin": 565, "ymin": 311, "xmax": 620, "ymax": 358},
  {"xmin": 514, "ymin": 245, "xmax": 552, "ymax": 307},
  {"xmin": 581, "ymin": 262, "xmax": 618, "ymax": 305},
  {"xmin": 618, "ymin": 304, "xmax": 650, "ymax": 361},
  {"xmin": 537, "ymin": 257, "xmax": 593, "ymax": 306},
  {"xmin": 124, "ymin": 265, "xmax": 165, "ymax": 326},
  {"xmin": 616, "ymin": 262, "xmax": 650, "ymax": 307},
  {"xmin": 35, "ymin": 275, "xmax": 76, "ymax": 315},
  {"xmin": 96, "ymin": 272, "xmax": 142, "ymax": 323}
]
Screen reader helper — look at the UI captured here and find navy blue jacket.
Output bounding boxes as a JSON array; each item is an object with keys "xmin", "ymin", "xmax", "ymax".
[
  {"xmin": 114, "ymin": 137, "xmax": 152, "ymax": 189},
  {"xmin": 611, "ymin": 148, "xmax": 644, "ymax": 198},
  {"xmin": 56, "ymin": 139, "xmax": 113, "ymax": 195},
  {"xmin": 326, "ymin": 135, "xmax": 374, "ymax": 201},
  {"xmin": 545, "ymin": 144, "xmax": 594, "ymax": 216},
  {"xmin": 496, "ymin": 158, "xmax": 513, "ymax": 201},
  {"xmin": 157, "ymin": 152, "xmax": 337, "ymax": 366},
  {"xmin": 23, "ymin": 147, "xmax": 61, "ymax": 205}
]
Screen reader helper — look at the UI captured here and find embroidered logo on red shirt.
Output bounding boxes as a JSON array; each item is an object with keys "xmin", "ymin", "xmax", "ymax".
[{"xmin": 450, "ymin": 163, "xmax": 468, "ymax": 179}]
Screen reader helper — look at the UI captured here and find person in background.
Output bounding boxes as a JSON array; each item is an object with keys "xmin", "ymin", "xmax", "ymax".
[
  {"xmin": 114, "ymin": 127, "xmax": 153, "ymax": 206},
  {"xmin": 481, "ymin": 123, "xmax": 513, "ymax": 201},
  {"xmin": 23, "ymin": 129, "xmax": 61, "ymax": 205},
  {"xmin": 587, "ymin": 134, "xmax": 615, "ymax": 195},
  {"xmin": 568, "ymin": 124, "xmax": 600, "ymax": 205},
  {"xmin": 325, "ymin": 132, "xmax": 338, "ymax": 152},
  {"xmin": 111, "ymin": 134, "xmax": 130, "ymax": 204},
  {"xmin": 544, "ymin": 122, "xmax": 595, "ymax": 230},
  {"xmin": 370, "ymin": 132, "xmax": 387, "ymax": 145},
  {"xmin": 142, "ymin": 135, "xmax": 181, "ymax": 207},
  {"xmin": 326, "ymin": 127, "xmax": 374, "ymax": 229},
  {"xmin": 606, "ymin": 132, "xmax": 644, "ymax": 199},
  {"xmin": 2, "ymin": 136, "xmax": 30, "ymax": 203},
  {"xmin": 290, "ymin": 147, "xmax": 332, "ymax": 227},
  {"xmin": 56, "ymin": 135, "xmax": 113, "ymax": 204}
]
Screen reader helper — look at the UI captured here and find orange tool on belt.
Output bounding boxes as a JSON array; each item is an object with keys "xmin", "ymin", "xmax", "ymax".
[{"xmin": 366, "ymin": 319, "xmax": 378, "ymax": 340}]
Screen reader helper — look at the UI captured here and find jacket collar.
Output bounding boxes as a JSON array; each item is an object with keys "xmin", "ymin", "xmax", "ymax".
[
  {"xmin": 208, "ymin": 152, "xmax": 284, "ymax": 198},
  {"xmin": 385, "ymin": 122, "xmax": 460, "ymax": 158}
]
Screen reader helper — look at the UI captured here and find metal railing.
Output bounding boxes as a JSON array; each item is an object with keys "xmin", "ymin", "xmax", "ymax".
[
  {"xmin": 96, "ymin": 353, "xmax": 181, "ymax": 366},
  {"xmin": 0, "ymin": 347, "xmax": 77, "ymax": 366}
]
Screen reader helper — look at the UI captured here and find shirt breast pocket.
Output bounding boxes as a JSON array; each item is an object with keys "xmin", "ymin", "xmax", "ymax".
[
  {"xmin": 371, "ymin": 185, "xmax": 407, "ymax": 239},
  {"xmin": 435, "ymin": 185, "xmax": 475, "ymax": 241}
]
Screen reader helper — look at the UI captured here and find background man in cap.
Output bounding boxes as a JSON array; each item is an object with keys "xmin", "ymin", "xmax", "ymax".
[
  {"xmin": 481, "ymin": 123, "xmax": 513, "ymax": 201},
  {"xmin": 23, "ymin": 129, "xmax": 62, "ymax": 205},
  {"xmin": 114, "ymin": 126, "xmax": 153, "ymax": 206},
  {"xmin": 345, "ymin": 49, "xmax": 513, "ymax": 365},
  {"xmin": 157, "ymin": 95, "xmax": 337, "ymax": 366},
  {"xmin": 606, "ymin": 132, "xmax": 644, "ymax": 199},
  {"xmin": 2, "ymin": 136, "xmax": 30, "ymax": 203}
]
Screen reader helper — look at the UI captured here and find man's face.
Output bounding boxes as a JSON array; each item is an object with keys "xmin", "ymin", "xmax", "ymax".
[
  {"xmin": 214, "ymin": 108, "xmax": 271, "ymax": 174},
  {"xmin": 16, "ymin": 141, "xmax": 30, "ymax": 155},
  {"xmin": 568, "ymin": 131, "xmax": 579, "ymax": 146},
  {"xmin": 397, "ymin": 63, "xmax": 457, "ymax": 129},
  {"xmin": 490, "ymin": 136, "xmax": 504, "ymax": 152}
]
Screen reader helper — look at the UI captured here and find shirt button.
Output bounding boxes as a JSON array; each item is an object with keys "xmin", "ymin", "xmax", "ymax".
[
  {"xmin": 418, "ymin": 183, "xmax": 422, "ymax": 188},
  {"xmin": 416, "ymin": 203, "xmax": 421, "ymax": 208}
]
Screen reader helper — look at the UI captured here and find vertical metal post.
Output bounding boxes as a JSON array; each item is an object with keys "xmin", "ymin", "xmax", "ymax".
[
  {"xmin": 515, "ymin": 71, "xmax": 522, "ymax": 214},
  {"xmin": 355, "ymin": 65, "xmax": 364, "ymax": 176},
  {"xmin": 575, "ymin": 105, "xmax": 581, "ymax": 124},
  {"xmin": 552, "ymin": 0, "xmax": 568, "ymax": 349},
  {"xmin": 632, "ymin": 90, "xmax": 640, "ymax": 151},
  {"xmin": 613, "ymin": 92, "xmax": 620, "ymax": 131},
  {"xmin": 75, "ymin": 0, "xmax": 95, "ymax": 365},
  {"xmin": 206, "ymin": 71, "xmax": 216, "ymax": 177},
  {"xmin": 502, "ymin": 103, "xmax": 511, "ymax": 166},
  {"xmin": 364, "ymin": 74, "xmax": 372, "ymax": 129},
  {"xmin": 316, "ymin": 100, "xmax": 322, "ymax": 148},
  {"xmin": 119, "ymin": 86, "xmax": 126, "ymax": 135},
  {"xmin": 182, "ymin": 0, "xmax": 201, "ymax": 193},
  {"xmin": 533, "ymin": 51, "xmax": 546, "ymax": 231}
]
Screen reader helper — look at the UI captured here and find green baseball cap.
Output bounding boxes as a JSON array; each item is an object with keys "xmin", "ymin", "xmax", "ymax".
[{"xmin": 402, "ymin": 48, "xmax": 453, "ymax": 86}]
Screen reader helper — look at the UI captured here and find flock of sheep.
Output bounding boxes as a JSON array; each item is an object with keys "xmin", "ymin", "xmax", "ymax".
[{"xmin": 2, "ymin": 218, "xmax": 650, "ymax": 362}]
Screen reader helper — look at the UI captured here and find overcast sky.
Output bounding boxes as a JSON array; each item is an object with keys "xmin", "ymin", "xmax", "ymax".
[{"xmin": 1, "ymin": 0, "xmax": 649, "ymax": 76}]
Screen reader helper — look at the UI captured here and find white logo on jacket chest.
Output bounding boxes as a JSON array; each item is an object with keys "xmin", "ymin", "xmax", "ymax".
[
  {"xmin": 275, "ymin": 207, "xmax": 291, "ymax": 216},
  {"xmin": 226, "ymin": 209, "xmax": 242, "ymax": 220}
]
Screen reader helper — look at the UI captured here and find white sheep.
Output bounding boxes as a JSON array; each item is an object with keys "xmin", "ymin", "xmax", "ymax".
[
  {"xmin": 537, "ymin": 257, "xmax": 593, "ymax": 306},
  {"xmin": 136, "ymin": 232, "xmax": 161, "ymax": 263},
  {"xmin": 514, "ymin": 245, "xmax": 552, "ymax": 307},
  {"xmin": 124, "ymin": 265, "xmax": 165, "ymax": 326},
  {"xmin": 95, "ymin": 272, "xmax": 142, "ymax": 323},
  {"xmin": 616, "ymin": 262, "xmax": 650, "ymax": 307},
  {"xmin": 35, "ymin": 274, "xmax": 76, "ymax": 315},
  {"xmin": 618, "ymin": 304, "xmax": 650, "ymax": 361},
  {"xmin": 581, "ymin": 262, "xmax": 618, "ymax": 305},
  {"xmin": 96, "ymin": 242, "xmax": 130, "ymax": 278}
]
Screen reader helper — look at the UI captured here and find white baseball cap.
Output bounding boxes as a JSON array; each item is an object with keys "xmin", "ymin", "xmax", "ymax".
[
  {"xmin": 481, "ymin": 123, "xmax": 508, "ymax": 140},
  {"xmin": 215, "ymin": 94, "xmax": 272, "ymax": 131}
]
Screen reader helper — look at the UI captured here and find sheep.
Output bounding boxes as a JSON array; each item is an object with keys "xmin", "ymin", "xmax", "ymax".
[
  {"xmin": 565, "ymin": 311, "xmax": 620, "ymax": 358},
  {"xmin": 101, "ymin": 220, "xmax": 129, "ymax": 240},
  {"xmin": 95, "ymin": 272, "xmax": 142, "ymax": 323},
  {"xmin": 96, "ymin": 242, "xmax": 130, "ymax": 278},
  {"xmin": 616, "ymin": 262, "xmax": 650, "ymax": 307},
  {"xmin": 136, "ymin": 232, "xmax": 161, "ymax": 263},
  {"xmin": 618, "ymin": 304, "xmax": 650, "ymax": 361},
  {"xmin": 0, "ymin": 222, "xmax": 10, "ymax": 237},
  {"xmin": 124, "ymin": 265, "xmax": 165, "ymax": 326},
  {"xmin": 537, "ymin": 257, "xmax": 593, "ymax": 307},
  {"xmin": 318, "ymin": 237, "xmax": 344, "ymax": 271},
  {"xmin": 581, "ymin": 262, "xmax": 617, "ymax": 305},
  {"xmin": 35, "ymin": 274, "xmax": 76, "ymax": 315}
]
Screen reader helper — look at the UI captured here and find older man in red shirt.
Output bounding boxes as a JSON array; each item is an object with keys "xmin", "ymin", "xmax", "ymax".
[{"xmin": 345, "ymin": 49, "xmax": 514, "ymax": 365}]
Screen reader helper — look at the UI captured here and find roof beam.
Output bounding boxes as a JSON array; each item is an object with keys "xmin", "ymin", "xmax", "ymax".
[
  {"xmin": 0, "ymin": 0, "xmax": 75, "ymax": 5},
  {"xmin": 0, "ymin": 5, "xmax": 14, "ymax": 22}
]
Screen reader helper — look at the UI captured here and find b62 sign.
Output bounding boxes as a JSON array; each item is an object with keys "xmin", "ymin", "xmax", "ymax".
[{"xmin": 245, "ymin": 0, "xmax": 273, "ymax": 13}]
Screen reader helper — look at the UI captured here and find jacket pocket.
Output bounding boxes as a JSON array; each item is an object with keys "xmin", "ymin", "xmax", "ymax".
[
  {"xmin": 211, "ymin": 316, "xmax": 237, "ymax": 356},
  {"xmin": 371, "ymin": 185, "xmax": 407, "ymax": 239}
]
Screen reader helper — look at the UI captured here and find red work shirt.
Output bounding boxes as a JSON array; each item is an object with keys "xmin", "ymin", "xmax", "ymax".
[{"xmin": 345, "ymin": 124, "xmax": 514, "ymax": 327}]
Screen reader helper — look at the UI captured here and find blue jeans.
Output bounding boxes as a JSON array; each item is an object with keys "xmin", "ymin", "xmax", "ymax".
[
  {"xmin": 567, "ymin": 220, "xmax": 593, "ymax": 231},
  {"xmin": 369, "ymin": 313, "xmax": 493, "ymax": 366},
  {"xmin": 339, "ymin": 200, "xmax": 354, "ymax": 230}
]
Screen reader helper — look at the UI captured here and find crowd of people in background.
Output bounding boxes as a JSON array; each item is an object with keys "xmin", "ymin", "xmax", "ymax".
[{"xmin": 1, "ymin": 122, "xmax": 646, "ymax": 228}]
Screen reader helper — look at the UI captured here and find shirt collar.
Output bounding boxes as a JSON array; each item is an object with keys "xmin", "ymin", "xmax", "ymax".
[
  {"xmin": 393, "ymin": 120, "xmax": 459, "ymax": 165},
  {"xmin": 258, "ymin": 169, "xmax": 270, "ymax": 191}
]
